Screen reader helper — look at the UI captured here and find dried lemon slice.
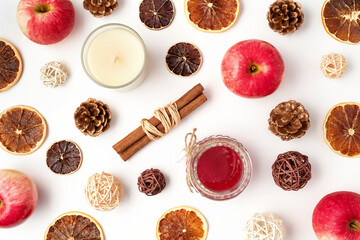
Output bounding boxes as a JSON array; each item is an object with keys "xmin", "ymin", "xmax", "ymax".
[
  {"xmin": 0, "ymin": 39, "xmax": 22, "ymax": 92},
  {"xmin": 0, "ymin": 105, "xmax": 47, "ymax": 155},
  {"xmin": 44, "ymin": 211, "xmax": 104, "ymax": 240},
  {"xmin": 323, "ymin": 102, "xmax": 360, "ymax": 157},
  {"xmin": 156, "ymin": 206, "xmax": 208, "ymax": 240}
]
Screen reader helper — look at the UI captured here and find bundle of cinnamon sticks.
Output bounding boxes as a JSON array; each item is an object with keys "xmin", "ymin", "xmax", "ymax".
[{"xmin": 113, "ymin": 83, "xmax": 207, "ymax": 161}]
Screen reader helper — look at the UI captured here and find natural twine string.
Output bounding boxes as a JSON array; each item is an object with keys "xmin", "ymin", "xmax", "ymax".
[
  {"xmin": 141, "ymin": 103, "xmax": 181, "ymax": 140},
  {"xmin": 245, "ymin": 213, "xmax": 286, "ymax": 240},
  {"xmin": 320, "ymin": 53, "xmax": 347, "ymax": 79},
  {"xmin": 85, "ymin": 172, "xmax": 123, "ymax": 211},
  {"xmin": 184, "ymin": 128, "xmax": 197, "ymax": 193},
  {"xmin": 40, "ymin": 61, "xmax": 67, "ymax": 87}
]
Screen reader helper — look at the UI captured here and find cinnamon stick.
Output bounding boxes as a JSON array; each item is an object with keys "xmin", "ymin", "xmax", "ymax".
[
  {"xmin": 117, "ymin": 93, "xmax": 207, "ymax": 161},
  {"xmin": 113, "ymin": 83, "xmax": 204, "ymax": 154}
]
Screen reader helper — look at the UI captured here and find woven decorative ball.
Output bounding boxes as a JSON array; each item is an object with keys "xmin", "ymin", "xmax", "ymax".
[
  {"xmin": 85, "ymin": 172, "xmax": 123, "ymax": 211},
  {"xmin": 272, "ymin": 151, "xmax": 311, "ymax": 191},
  {"xmin": 137, "ymin": 168, "xmax": 166, "ymax": 196},
  {"xmin": 40, "ymin": 61, "xmax": 67, "ymax": 87},
  {"xmin": 245, "ymin": 213, "xmax": 286, "ymax": 240},
  {"xmin": 320, "ymin": 53, "xmax": 347, "ymax": 79}
]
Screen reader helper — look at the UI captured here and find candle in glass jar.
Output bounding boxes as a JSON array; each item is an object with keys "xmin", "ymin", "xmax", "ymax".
[{"xmin": 83, "ymin": 24, "xmax": 146, "ymax": 88}]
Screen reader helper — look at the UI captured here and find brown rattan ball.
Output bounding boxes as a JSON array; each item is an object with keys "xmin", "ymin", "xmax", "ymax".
[
  {"xmin": 137, "ymin": 168, "xmax": 166, "ymax": 196},
  {"xmin": 272, "ymin": 151, "xmax": 311, "ymax": 191}
]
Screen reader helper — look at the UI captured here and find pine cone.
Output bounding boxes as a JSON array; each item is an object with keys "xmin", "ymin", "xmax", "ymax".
[
  {"xmin": 74, "ymin": 98, "xmax": 111, "ymax": 137},
  {"xmin": 83, "ymin": 0, "xmax": 118, "ymax": 18},
  {"xmin": 267, "ymin": 0, "xmax": 304, "ymax": 35},
  {"xmin": 268, "ymin": 100, "xmax": 310, "ymax": 141}
]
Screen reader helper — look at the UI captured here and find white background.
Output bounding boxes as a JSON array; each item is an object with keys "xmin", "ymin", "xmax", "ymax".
[{"xmin": 1, "ymin": 0, "xmax": 360, "ymax": 239}]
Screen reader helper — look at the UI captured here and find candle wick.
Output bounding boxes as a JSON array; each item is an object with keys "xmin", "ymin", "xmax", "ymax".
[{"xmin": 114, "ymin": 56, "xmax": 120, "ymax": 63}]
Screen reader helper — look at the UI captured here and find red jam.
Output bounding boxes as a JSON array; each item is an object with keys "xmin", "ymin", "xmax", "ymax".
[{"xmin": 196, "ymin": 146, "xmax": 243, "ymax": 191}]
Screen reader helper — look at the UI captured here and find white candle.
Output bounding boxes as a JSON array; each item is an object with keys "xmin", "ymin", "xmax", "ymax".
[{"xmin": 82, "ymin": 24, "xmax": 146, "ymax": 88}]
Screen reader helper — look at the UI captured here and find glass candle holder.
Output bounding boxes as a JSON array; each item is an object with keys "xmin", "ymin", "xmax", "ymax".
[
  {"xmin": 81, "ymin": 23, "xmax": 146, "ymax": 90},
  {"xmin": 188, "ymin": 135, "xmax": 252, "ymax": 200}
]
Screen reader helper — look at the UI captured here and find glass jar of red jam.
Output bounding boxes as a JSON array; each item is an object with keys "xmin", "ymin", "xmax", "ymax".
[{"xmin": 188, "ymin": 135, "xmax": 252, "ymax": 200}]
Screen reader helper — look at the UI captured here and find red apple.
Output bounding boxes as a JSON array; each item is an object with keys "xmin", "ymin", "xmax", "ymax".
[
  {"xmin": 312, "ymin": 191, "xmax": 360, "ymax": 240},
  {"xmin": 221, "ymin": 39, "xmax": 284, "ymax": 98},
  {"xmin": 17, "ymin": 0, "xmax": 75, "ymax": 45},
  {"xmin": 0, "ymin": 169, "xmax": 38, "ymax": 228}
]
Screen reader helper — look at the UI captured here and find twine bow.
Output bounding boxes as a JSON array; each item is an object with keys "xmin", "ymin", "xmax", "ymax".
[{"xmin": 184, "ymin": 128, "xmax": 197, "ymax": 193}]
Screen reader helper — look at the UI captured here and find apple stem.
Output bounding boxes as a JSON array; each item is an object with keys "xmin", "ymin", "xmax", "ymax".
[
  {"xmin": 0, "ymin": 199, "xmax": 2, "ymax": 209},
  {"xmin": 250, "ymin": 65, "xmax": 257, "ymax": 72},
  {"xmin": 349, "ymin": 220, "xmax": 360, "ymax": 231},
  {"xmin": 35, "ymin": 4, "xmax": 51, "ymax": 13}
]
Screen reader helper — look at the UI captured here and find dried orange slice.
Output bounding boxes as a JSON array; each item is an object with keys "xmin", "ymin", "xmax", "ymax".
[
  {"xmin": 139, "ymin": 0, "xmax": 175, "ymax": 30},
  {"xmin": 46, "ymin": 140, "xmax": 82, "ymax": 175},
  {"xmin": 44, "ymin": 211, "xmax": 104, "ymax": 240},
  {"xmin": 0, "ymin": 39, "xmax": 22, "ymax": 92},
  {"xmin": 0, "ymin": 105, "xmax": 47, "ymax": 155},
  {"xmin": 156, "ymin": 206, "xmax": 208, "ymax": 240},
  {"xmin": 166, "ymin": 42, "xmax": 202, "ymax": 77},
  {"xmin": 185, "ymin": 0, "xmax": 240, "ymax": 33},
  {"xmin": 321, "ymin": 0, "xmax": 360, "ymax": 44},
  {"xmin": 323, "ymin": 102, "xmax": 360, "ymax": 157}
]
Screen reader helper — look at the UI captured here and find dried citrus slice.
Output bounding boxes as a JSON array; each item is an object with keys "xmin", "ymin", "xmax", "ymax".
[
  {"xmin": 166, "ymin": 42, "xmax": 202, "ymax": 77},
  {"xmin": 0, "ymin": 39, "xmax": 22, "ymax": 92},
  {"xmin": 185, "ymin": 0, "xmax": 240, "ymax": 33},
  {"xmin": 44, "ymin": 211, "xmax": 104, "ymax": 240},
  {"xmin": 321, "ymin": 0, "xmax": 360, "ymax": 44},
  {"xmin": 0, "ymin": 105, "xmax": 47, "ymax": 155},
  {"xmin": 323, "ymin": 102, "xmax": 360, "ymax": 157},
  {"xmin": 156, "ymin": 206, "xmax": 208, "ymax": 240},
  {"xmin": 46, "ymin": 140, "xmax": 82, "ymax": 175},
  {"xmin": 140, "ymin": 0, "xmax": 175, "ymax": 30}
]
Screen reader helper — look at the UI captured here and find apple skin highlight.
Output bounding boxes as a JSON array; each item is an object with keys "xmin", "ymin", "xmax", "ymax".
[
  {"xmin": 17, "ymin": 0, "xmax": 75, "ymax": 45},
  {"xmin": 312, "ymin": 191, "xmax": 360, "ymax": 240},
  {"xmin": 221, "ymin": 39, "xmax": 284, "ymax": 98}
]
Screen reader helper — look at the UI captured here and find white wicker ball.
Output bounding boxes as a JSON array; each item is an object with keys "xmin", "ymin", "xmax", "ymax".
[
  {"xmin": 85, "ymin": 172, "xmax": 123, "ymax": 211},
  {"xmin": 245, "ymin": 213, "xmax": 286, "ymax": 240},
  {"xmin": 40, "ymin": 61, "xmax": 67, "ymax": 87},
  {"xmin": 320, "ymin": 53, "xmax": 347, "ymax": 79}
]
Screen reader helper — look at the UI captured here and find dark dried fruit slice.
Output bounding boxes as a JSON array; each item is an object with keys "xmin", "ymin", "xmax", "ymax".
[
  {"xmin": 156, "ymin": 206, "xmax": 208, "ymax": 240},
  {"xmin": 0, "ymin": 39, "xmax": 22, "ymax": 92},
  {"xmin": 322, "ymin": 0, "xmax": 360, "ymax": 44},
  {"xmin": 139, "ymin": 0, "xmax": 175, "ymax": 30},
  {"xmin": 0, "ymin": 105, "xmax": 47, "ymax": 155},
  {"xmin": 166, "ymin": 42, "xmax": 202, "ymax": 77},
  {"xmin": 185, "ymin": 0, "xmax": 240, "ymax": 32},
  {"xmin": 47, "ymin": 140, "xmax": 82, "ymax": 175},
  {"xmin": 323, "ymin": 102, "xmax": 360, "ymax": 157},
  {"xmin": 45, "ymin": 211, "xmax": 104, "ymax": 240}
]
